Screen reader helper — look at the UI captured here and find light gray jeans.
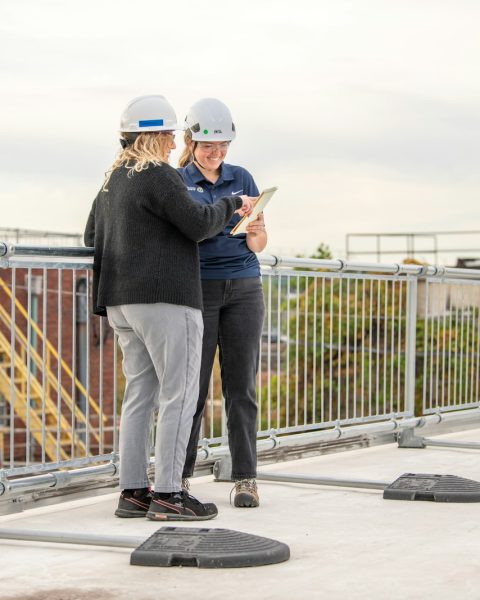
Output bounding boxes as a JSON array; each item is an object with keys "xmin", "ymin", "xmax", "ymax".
[{"xmin": 107, "ymin": 303, "xmax": 203, "ymax": 493}]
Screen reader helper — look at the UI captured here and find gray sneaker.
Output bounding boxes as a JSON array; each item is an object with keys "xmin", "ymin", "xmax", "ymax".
[{"xmin": 232, "ymin": 479, "xmax": 260, "ymax": 508}]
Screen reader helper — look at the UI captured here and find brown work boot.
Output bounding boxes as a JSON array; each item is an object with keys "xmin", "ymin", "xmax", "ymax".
[{"xmin": 232, "ymin": 479, "xmax": 260, "ymax": 508}]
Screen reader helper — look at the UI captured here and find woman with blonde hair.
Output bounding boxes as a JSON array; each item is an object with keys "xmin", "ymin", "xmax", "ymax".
[
  {"xmin": 178, "ymin": 98, "xmax": 267, "ymax": 508},
  {"xmin": 84, "ymin": 95, "xmax": 254, "ymax": 520}
]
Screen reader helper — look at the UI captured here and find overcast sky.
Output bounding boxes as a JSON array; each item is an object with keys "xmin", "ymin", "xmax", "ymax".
[{"xmin": 1, "ymin": 0, "xmax": 480, "ymax": 261}]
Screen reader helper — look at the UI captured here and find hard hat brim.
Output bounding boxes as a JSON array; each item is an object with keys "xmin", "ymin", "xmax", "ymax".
[
  {"xmin": 190, "ymin": 132, "xmax": 236, "ymax": 142},
  {"xmin": 120, "ymin": 123, "xmax": 185, "ymax": 133}
]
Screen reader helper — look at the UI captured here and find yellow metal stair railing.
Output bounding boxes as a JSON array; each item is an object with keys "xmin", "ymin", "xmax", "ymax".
[
  {"xmin": 0, "ymin": 276, "xmax": 107, "ymax": 462},
  {"xmin": 0, "ymin": 277, "xmax": 105, "ymax": 424},
  {"xmin": 0, "ymin": 332, "xmax": 84, "ymax": 461},
  {"xmin": 0, "ymin": 426, "xmax": 7, "ymax": 463},
  {"xmin": 0, "ymin": 303, "xmax": 103, "ymax": 443}
]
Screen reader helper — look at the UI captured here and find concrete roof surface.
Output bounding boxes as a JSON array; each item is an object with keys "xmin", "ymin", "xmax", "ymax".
[{"xmin": 1, "ymin": 427, "xmax": 480, "ymax": 600}]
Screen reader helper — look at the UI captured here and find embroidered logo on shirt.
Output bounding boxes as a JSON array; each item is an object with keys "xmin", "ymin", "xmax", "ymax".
[
  {"xmin": 186, "ymin": 186, "xmax": 197, "ymax": 191},
  {"xmin": 196, "ymin": 186, "xmax": 204, "ymax": 193},
  {"xmin": 232, "ymin": 189, "xmax": 243, "ymax": 195}
]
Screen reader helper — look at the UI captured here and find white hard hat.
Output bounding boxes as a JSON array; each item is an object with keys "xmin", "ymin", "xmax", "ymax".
[
  {"xmin": 185, "ymin": 98, "xmax": 236, "ymax": 142},
  {"xmin": 120, "ymin": 95, "xmax": 183, "ymax": 133}
]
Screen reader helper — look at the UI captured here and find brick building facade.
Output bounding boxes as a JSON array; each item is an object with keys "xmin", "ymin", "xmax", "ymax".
[{"xmin": 0, "ymin": 266, "xmax": 117, "ymax": 467}]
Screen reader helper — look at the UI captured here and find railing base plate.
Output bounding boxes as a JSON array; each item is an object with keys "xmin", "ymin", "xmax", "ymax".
[
  {"xmin": 130, "ymin": 526, "xmax": 290, "ymax": 568},
  {"xmin": 384, "ymin": 473, "xmax": 480, "ymax": 502}
]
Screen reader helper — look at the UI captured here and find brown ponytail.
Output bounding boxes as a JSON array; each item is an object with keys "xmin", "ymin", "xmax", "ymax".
[{"xmin": 178, "ymin": 130, "xmax": 194, "ymax": 167}]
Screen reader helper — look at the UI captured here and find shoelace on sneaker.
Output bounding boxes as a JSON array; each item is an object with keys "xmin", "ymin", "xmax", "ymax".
[
  {"xmin": 182, "ymin": 491, "xmax": 203, "ymax": 506},
  {"xmin": 230, "ymin": 479, "xmax": 258, "ymax": 504},
  {"xmin": 181, "ymin": 478, "xmax": 190, "ymax": 492}
]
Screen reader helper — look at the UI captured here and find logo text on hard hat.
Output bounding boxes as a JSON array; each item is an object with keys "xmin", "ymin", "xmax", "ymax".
[{"xmin": 214, "ymin": 130, "xmax": 222, "ymax": 134}]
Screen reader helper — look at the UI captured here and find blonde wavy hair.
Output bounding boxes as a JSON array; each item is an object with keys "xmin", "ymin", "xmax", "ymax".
[{"xmin": 103, "ymin": 132, "xmax": 173, "ymax": 191}]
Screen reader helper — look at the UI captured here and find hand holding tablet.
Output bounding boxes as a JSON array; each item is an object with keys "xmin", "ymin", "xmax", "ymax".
[{"xmin": 230, "ymin": 186, "xmax": 278, "ymax": 236}]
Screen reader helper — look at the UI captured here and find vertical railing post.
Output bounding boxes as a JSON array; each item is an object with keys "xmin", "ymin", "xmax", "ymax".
[{"xmin": 404, "ymin": 276, "xmax": 418, "ymax": 416}]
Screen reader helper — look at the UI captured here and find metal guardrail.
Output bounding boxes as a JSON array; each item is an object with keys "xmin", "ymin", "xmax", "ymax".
[
  {"xmin": 0, "ymin": 228, "xmax": 83, "ymax": 248},
  {"xmin": 345, "ymin": 230, "xmax": 480, "ymax": 264},
  {"xmin": 1, "ymin": 244, "xmax": 480, "ymax": 498}
]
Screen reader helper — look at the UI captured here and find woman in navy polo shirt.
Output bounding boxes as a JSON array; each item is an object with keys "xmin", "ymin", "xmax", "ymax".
[{"xmin": 178, "ymin": 98, "xmax": 267, "ymax": 507}]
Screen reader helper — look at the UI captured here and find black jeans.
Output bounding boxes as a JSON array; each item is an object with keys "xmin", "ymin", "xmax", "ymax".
[{"xmin": 183, "ymin": 277, "xmax": 265, "ymax": 480}]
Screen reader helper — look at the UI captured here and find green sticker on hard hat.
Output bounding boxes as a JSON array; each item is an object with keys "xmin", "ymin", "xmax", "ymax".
[{"xmin": 203, "ymin": 129, "xmax": 209, "ymax": 134}]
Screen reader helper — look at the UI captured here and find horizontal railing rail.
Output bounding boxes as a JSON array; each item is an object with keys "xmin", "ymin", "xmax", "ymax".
[{"xmin": 0, "ymin": 243, "xmax": 480, "ymax": 496}]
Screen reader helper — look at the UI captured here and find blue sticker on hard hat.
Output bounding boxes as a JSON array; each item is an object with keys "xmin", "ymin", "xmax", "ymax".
[{"xmin": 138, "ymin": 119, "xmax": 164, "ymax": 127}]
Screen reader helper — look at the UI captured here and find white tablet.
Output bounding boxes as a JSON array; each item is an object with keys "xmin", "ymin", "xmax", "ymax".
[{"xmin": 230, "ymin": 186, "xmax": 278, "ymax": 236}]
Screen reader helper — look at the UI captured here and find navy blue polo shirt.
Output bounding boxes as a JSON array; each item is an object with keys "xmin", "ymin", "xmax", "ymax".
[{"xmin": 177, "ymin": 162, "xmax": 261, "ymax": 280}]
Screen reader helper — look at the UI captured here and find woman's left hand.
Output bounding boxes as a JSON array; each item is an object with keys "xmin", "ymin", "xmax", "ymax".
[{"xmin": 245, "ymin": 212, "xmax": 266, "ymax": 236}]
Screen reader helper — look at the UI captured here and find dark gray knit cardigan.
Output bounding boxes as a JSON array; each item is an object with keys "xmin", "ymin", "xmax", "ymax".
[{"xmin": 84, "ymin": 162, "xmax": 242, "ymax": 316}]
